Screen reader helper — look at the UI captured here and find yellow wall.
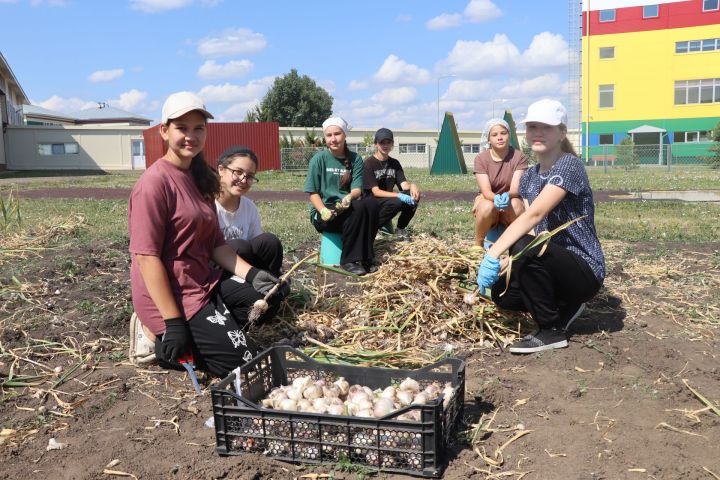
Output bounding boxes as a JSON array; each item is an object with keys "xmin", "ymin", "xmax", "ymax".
[{"xmin": 582, "ymin": 23, "xmax": 720, "ymax": 122}]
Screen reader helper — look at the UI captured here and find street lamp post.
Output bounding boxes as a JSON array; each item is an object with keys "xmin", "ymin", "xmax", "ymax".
[
  {"xmin": 437, "ymin": 74, "xmax": 457, "ymax": 134},
  {"xmin": 491, "ymin": 98, "xmax": 509, "ymax": 118}
]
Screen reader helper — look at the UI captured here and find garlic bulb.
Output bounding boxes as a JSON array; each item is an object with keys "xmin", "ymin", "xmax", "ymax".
[
  {"xmin": 322, "ymin": 385, "xmax": 341, "ymax": 398},
  {"xmin": 286, "ymin": 387, "xmax": 302, "ymax": 401},
  {"xmin": 333, "ymin": 378, "xmax": 350, "ymax": 396},
  {"xmin": 279, "ymin": 399, "xmax": 298, "ymax": 411},
  {"xmin": 412, "ymin": 392, "xmax": 428, "ymax": 405},
  {"xmin": 424, "ymin": 383, "xmax": 441, "ymax": 400},
  {"xmin": 327, "ymin": 404, "xmax": 344, "ymax": 415},
  {"xmin": 400, "ymin": 378, "xmax": 420, "ymax": 393},
  {"xmin": 373, "ymin": 398, "xmax": 394, "ymax": 417},
  {"xmin": 303, "ymin": 385, "xmax": 323, "ymax": 400},
  {"xmin": 292, "ymin": 377, "xmax": 311, "ymax": 391},
  {"xmin": 297, "ymin": 399, "xmax": 313, "ymax": 412},
  {"xmin": 380, "ymin": 386, "xmax": 396, "ymax": 400},
  {"xmin": 396, "ymin": 390, "xmax": 413, "ymax": 406}
]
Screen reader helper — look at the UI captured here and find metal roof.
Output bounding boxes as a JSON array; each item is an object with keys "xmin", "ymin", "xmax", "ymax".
[
  {"xmin": 22, "ymin": 104, "xmax": 76, "ymax": 122},
  {"xmin": 628, "ymin": 125, "xmax": 666, "ymax": 134},
  {"xmin": 0, "ymin": 51, "xmax": 29, "ymax": 104},
  {"xmin": 69, "ymin": 105, "xmax": 151, "ymax": 123}
]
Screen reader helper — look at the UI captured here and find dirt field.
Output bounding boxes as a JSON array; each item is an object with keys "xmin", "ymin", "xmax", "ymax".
[{"xmin": 1, "ymin": 232, "xmax": 719, "ymax": 478}]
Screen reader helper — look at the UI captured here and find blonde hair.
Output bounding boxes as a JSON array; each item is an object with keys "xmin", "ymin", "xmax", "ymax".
[{"xmin": 559, "ymin": 124, "xmax": 578, "ymax": 157}]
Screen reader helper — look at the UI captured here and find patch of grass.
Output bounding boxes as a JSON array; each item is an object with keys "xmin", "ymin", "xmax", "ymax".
[
  {"xmin": 62, "ymin": 260, "xmax": 81, "ymax": 277},
  {"xmin": 78, "ymin": 299, "xmax": 98, "ymax": 314}
]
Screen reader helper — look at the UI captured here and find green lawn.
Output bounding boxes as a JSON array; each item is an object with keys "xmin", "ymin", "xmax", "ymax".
[
  {"xmin": 10, "ymin": 198, "xmax": 720, "ymax": 253},
  {"xmin": 2, "ymin": 165, "xmax": 720, "ymax": 192}
]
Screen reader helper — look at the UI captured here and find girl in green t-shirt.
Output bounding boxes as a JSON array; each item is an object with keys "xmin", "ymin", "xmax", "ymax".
[{"xmin": 303, "ymin": 117, "xmax": 380, "ymax": 275}]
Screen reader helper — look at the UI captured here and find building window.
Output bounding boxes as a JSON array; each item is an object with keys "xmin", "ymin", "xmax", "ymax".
[
  {"xmin": 462, "ymin": 144, "xmax": 482, "ymax": 153},
  {"xmin": 399, "ymin": 143, "xmax": 426, "ymax": 154},
  {"xmin": 703, "ymin": 0, "xmax": 719, "ymax": 12},
  {"xmin": 643, "ymin": 4, "xmax": 659, "ymax": 17},
  {"xmin": 674, "ymin": 131, "xmax": 705, "ymax": 142},
  {"xmin": 599, "ymin": 9, "xmax": 616, "ymax": 22},
  {"xmin": 599, "ymin": 47, "xmax": 615, "ymax": 59},
  {"xmin": 38, "ymin": 143, "xmax": 79, "ymax": 155},
  {"xmin": 675, "ymin": 78, "xmax": 720, "ymax": 104},
  {"xmin": 677, "ymin": 38, "xmax": 720, "ymax": 53},
  {"xmin": 599, "ymin": 134, "xmax": 614, "ymax": 145},
  {"xmin": 599, "ymin": 84, "xmax": 614, "ymax": 108}
]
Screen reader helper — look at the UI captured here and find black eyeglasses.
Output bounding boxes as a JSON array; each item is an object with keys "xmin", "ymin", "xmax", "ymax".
[{"xmin": 223, "ymin": 166, "xmax": 259, "ymax": 185}]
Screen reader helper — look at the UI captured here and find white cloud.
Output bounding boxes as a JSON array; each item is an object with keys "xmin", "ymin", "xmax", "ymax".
[
  {"xmin": 215, "ymin": 100, "xmax": 260, "ymax": 121},
  {"xmin": 129, "ymin": 0, "xmax": 192, "ymax": 13},
  {"xmin": 198, "ymin": 76, "xmax": 275, "ymax": 103},
  {"xmin": 396, "ymin": 13, "xmax": 412, "ymax": 22},
  {"xmin": 370, "ymin": 87, "xmax": 417, "ymax": 105},
  {"xmin": 108, "ymin": 89, "xmax": 150, "ymax": 112},
  {"xmin": 522, "ymin": 32, "xmax": 569, "ymax": 67},
  {"xmin": 197, "ymin": 59, "xmax": 253, "ymax": 80},
  {"xmin": 426, "ymin": 13, "xmax": 462, "ymax": 30},
  {"xmin": 88, "ymin": 68, "xmax": 124, "ymax": 83},
  {"xmin": 30, "ymin": 0, "xmax": 66, "ymax": 6},
  {"xmin": 318, "ymin": 79, "xmax": 336, "ymax": 94},
  {"xmin": 372, "ymin": 55, "xmax": 431, "ymax": 84},
  {"xmin": 440, "ymin": 35, "xmax": 520, "ymax": 76},
  {"xmin": 444, "ymin": 80, "xmax": 493, "ymax": 101},
  {"xmin": 197, "ymin": 28, "xmax": 267, "ymax": 58},
  {"xmin": 499, "ymin": 74, "xmax": 564, "ymax": 98},
  {"xmin": 348, "ymin": 80, "xmax": 369, "ymax": 91},
  {"xmin": 426, "ymin": 0, "xmax": 500, "ymax": 30},
  {"xmin": 463, "ymin": 0, "xmax": 501, "ymax": 23},
  {"xmin": 35, "ymin": 95, "xmax": 97, "ymax": 113}
]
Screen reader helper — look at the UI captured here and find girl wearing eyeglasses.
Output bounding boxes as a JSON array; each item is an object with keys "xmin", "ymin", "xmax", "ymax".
[{"xmin": 215, "ymin": 146, "xmax": 287, "ymax": 323}]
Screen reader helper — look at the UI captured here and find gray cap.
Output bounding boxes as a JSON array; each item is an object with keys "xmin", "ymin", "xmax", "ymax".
[{"xmin": 374, "ymin": 128, "xmax": 394, "ymax": 143}]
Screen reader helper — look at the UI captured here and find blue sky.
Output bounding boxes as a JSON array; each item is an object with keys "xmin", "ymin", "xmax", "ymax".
[{"xmin": 2, "ymin": 0, "xmax": 571, "ymax": 130}]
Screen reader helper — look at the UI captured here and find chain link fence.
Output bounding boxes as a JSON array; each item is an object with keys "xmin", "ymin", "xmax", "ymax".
[
  {"xmin": 585, "ymin": 143, "xmax": 715, "ymax": 171},
  {"xmin": 280, "ymin": 143, "xmax": 716, "ymax": 172},
  {"xmin": 280, "ymin": 145, "xmax": 480, "ymax": 171}
]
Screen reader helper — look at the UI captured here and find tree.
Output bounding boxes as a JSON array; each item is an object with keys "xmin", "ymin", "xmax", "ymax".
[
  {"xmin": 259, "ymin": 69, "xmax": 333, "ymax": 127},
  {"xmin": 616, "ymin": 136, "xmax": 639, "ymax": 170},
  {"xmin": 521, "ymin": 138, "xmax": 535, "ymax": 165},
  {"xmin": 243, "ymin": 105, "xmax": 262, "ymax": 123},
  {"xmin": 707, "ymin": 121, "xmax": 720, "ymax": 169}
]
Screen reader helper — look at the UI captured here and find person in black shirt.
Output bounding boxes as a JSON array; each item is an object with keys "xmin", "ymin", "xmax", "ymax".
[{"xmin": 362, "ymin": 128, "xmax": 420, "ymax": 235}]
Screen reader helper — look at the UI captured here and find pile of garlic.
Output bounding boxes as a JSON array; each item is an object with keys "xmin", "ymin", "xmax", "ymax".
[{"xmin": 259, "ymin": 376, "xmax": 456, "ymax": 420}]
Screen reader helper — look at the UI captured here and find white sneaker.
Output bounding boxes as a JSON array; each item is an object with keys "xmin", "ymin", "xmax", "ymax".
[{"xmin": 129, "ymin": 312, "xmax": 156, "ymax": 365}]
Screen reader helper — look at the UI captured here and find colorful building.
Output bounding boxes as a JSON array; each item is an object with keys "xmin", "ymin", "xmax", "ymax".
[{"xmin": 582, "ymin": 0, "xmax": 720, "ymax": 164}]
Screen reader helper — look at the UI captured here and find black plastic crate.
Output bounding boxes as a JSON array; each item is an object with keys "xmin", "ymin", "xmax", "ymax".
[{"xmin": 211, "ymin": 346, "xmax": 465, "ymax": 477}]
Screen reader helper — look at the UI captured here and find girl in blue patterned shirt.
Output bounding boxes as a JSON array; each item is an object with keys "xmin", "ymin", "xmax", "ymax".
[{"xmin": 477, "ymin": 99, "xmax": 605, "ymax": 353}]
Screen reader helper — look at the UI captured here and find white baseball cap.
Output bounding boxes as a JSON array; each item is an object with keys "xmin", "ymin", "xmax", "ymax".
[
  {"xmin": 520, "ymin": 99, "xmax": 567, "ymax": 126},
  {"xmin": 161, "ymin": 91, "xmax": 214, "ymax": 124}
]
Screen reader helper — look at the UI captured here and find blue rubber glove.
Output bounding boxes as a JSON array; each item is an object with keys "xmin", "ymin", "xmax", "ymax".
[
  {"xmin": 493, "ymin": 192, "xmax": 510, "ymax": 210},
  {"xmin": 477, "ymin": 255, "xmax": 501, "ymax": 289},
  {"xmin": 398, "ymin": 193, "xmax": 415, "ymax": 206}
]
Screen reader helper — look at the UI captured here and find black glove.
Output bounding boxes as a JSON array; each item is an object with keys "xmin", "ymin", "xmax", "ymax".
[
  {"xmin": 245, "ymin": 267, "xmax": 279, "ymax": 295},
  {"xmin": 160, "ymin": 317, "xmax": 190, "ymax": 362}
]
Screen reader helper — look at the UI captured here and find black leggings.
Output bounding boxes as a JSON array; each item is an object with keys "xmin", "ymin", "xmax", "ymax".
[
  {"xmin": 377, "ymin": 190, "xmax": 418, "ymax": 230},
  {"xmin": 312, "ymin": 196, "xmax": 379, "ymax": 264},
  {"xmin": 491, "ymin": 235, "xmax": 601, "ymax": 329}
]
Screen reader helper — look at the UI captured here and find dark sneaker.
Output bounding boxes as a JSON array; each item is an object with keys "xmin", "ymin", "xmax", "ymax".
[
  {"xmin": 363, "ymin": 260, "xmax": 379, "ymax": 273},
  {"xmin": 341, "ymin": 262, "xmax": 367, "ymax": 275},
  {"xmin": 379, "ymin": 222, "xmax": 394, "ymax": 235},
  {"xmin": 508, "ymin": 328, "xmax": 568, "ymax": 354},
  {"xmin": 563, "ymin": 303, "xmax": 586, "ymax": 332}
]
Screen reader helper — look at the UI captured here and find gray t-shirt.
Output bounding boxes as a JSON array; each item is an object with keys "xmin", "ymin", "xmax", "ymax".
[{"xmin": 520, "ymin": 154, "xmax": 605, "ymax": 283}]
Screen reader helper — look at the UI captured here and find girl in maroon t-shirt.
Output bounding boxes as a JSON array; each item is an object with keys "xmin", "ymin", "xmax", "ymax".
[
  {"xmin": 128, "ymin": 92, "xmax": 280, "ymax": 377},
  {"xmin": 471, "ymin": 118, "xmax": 528, "ymax": 247}
]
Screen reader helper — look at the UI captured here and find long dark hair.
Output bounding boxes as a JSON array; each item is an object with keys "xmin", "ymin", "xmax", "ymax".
[
  {"xmin": 339, "ymin": 144, "xmax": 353, "ymax": 190},
  {"xmin": 189, "ymin": 152, "xmax": 220, "ymax": 202}
]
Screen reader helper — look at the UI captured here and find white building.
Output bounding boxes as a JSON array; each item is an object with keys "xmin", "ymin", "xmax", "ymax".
[{"xmin": 0, "ymin": 51, "xmax": 30, "ymax": 170}]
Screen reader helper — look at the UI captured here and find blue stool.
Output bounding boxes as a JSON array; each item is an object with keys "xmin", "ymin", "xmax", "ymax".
[
  {"xmin": 319, "ymin": 231, "xmax": 343, "ymax": 265},
  {"xmin": 483, "ymin": 224, "xmax": 506, "ymax": 250}
]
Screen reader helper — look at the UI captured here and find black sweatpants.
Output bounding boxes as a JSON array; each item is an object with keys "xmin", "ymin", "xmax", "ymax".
[
  {"xmin": 312, "ymin": 196, "xmax": 379, "ymax": 264},
  {"xmin": 377, "ymin": 190, "xmax": 418, "ymax": 230},
  {"xmin": 491, "ymin": 234, "xmax": 601, "ymax": 329},
  {"xmin": 230, "ymin": 232, "xmax": 283, "ymax": 276},
  {"xmin": 156, "ymin": 285, "xmax": 261, "ymax": 378}
]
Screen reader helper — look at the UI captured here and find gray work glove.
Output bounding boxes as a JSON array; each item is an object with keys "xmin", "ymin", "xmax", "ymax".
[{"xmin": 245, "ymin": 268, "xmax": 279, "ymax": 295}]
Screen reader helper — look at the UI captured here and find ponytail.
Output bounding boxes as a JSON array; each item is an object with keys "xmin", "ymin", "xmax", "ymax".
[
  {"xmin": 559, "ymin": 125, "xmax": 578, "ymax": 157},
  {"xmin": 339, "ymin": 144, "xmax": 353, "ymax": 190},
  {"xmin": 189, "ymin": 152, "xmax": 220, "ymax": 201}
]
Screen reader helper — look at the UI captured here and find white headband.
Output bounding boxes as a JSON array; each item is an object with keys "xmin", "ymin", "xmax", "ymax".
[
  {"xmin": 484, "ymin": 118, "xmax": 510, "ymax": 135},
  {"xmin": 322, "ymin": 116, "xmax": 350, "ymax": 135}
]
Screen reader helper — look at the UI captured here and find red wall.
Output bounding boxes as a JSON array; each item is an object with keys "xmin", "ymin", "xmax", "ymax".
[
  {"xmin": 583, "ymin": 0, "xmax": 720, "ymax": 36},
  {"xmin": 143, "ymin": 122, "xmax": 280, "ymax": 170}
]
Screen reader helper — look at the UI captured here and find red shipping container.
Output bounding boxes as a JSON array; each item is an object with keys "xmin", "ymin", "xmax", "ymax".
[{"xmin": 143, "ymin": 122, "xmax": 280, "ymax": 171}]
